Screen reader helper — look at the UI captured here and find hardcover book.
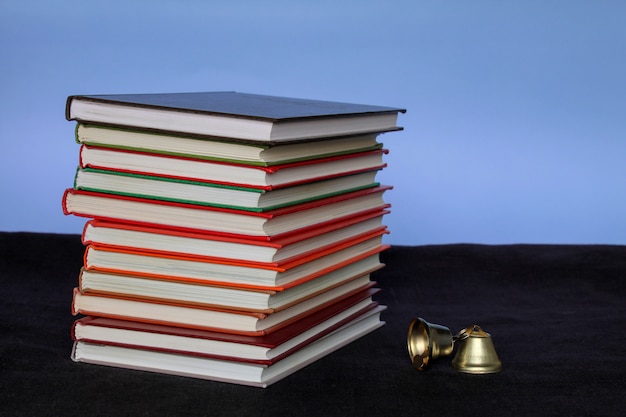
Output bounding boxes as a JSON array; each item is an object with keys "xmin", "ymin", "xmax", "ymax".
[
  {"xmin": 82, "ymin": 234, "xmax": 388, "ymax": 290},
  {"xmin": 72, "ymin": 299, "xmax": 384, "ymax": 364},
  {"xmin": 71, "ymin": 285, "xmax": 380, "ymax": 335},
  {"xmin": 79, "ymin": 145, "xmax": 388, "ymax": 189},
  {"xmin": 77, "ymin": 267, "xmax": 380, "ymax": 313},
  {"xmin": 71, "ymin": 303, "xmax": 386, "ymax": 388},
  {"xmin": 66, "ymin": 91, "xmax": 405, "ymax": 143},
  {"xmin": 75, "ymin": 125, "xmax": 384, "ymax": 166},
  {"xmin": 62, "ymin": 185, "xmax": 392, "ymax": 239},
  {"xmin": 73, "ymin": 167, "xmax": 380, "ymax": 211},
  {"xmin": 80, "ymin": 211, "xmax": 389, "ymax": 265}
]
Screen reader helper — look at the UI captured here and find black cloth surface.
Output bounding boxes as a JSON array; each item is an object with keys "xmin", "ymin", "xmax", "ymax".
[{"xmin": 1, "ymin": 232, "xmax": 625, "ymax": 416}]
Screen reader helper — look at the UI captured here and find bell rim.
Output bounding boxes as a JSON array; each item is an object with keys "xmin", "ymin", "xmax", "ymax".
[{"xmin": 407, "ymin": 317, "xmax": 430, "ymax": 370}]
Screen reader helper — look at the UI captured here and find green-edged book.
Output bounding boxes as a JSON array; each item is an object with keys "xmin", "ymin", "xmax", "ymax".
[{"xmin": 73, "ymin": 167, "xmax": 380, "ymax": 212}]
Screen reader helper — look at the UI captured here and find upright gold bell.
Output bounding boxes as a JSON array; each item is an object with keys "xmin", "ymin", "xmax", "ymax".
[
  {"xmin": 407, "ymin": 318, "xmax": 454, "ymax": 370},
  {"xmin": 451, "ymin": 325, "xmax": 502, "ymax": 374}
]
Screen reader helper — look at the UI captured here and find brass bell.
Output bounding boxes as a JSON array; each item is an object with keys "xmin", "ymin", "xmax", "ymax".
[
  {"xmin": 407, "ymin": 318, "xmax": 454, "ymax": 370},
  {"xmin": 451, "ymin": 325, "xmax": 502, "ymax": 374}
]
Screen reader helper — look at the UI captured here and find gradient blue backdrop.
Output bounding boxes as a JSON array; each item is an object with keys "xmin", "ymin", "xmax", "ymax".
[{"xmin": 1, "ymin": 0, "xmax": 625, "ymax": 245}]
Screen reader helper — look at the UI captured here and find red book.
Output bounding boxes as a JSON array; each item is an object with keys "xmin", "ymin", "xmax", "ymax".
[
  {"xmin": 78, "ymin": 261, "xmax": 383, "ymax": 313},
  {"xmin": 83, "ymin": 233, "xmax": 388, "ymax": 290},
  {"xmin": 79, "ymin": 145, "xmax": 388, "ymax": 190},
  {"xmin": 84, "ymin": 221, "xmax": 387, "ymax": 268},
  {"xmin": 71, "ymin": 295, "xmax": 384, "ymax": 364},
  {"xmin": 71, "ymin": 283, "xmax": 379, "ymax": 336},
  {"xmin": 62, "ymin": 185, "xmax": 392, "ymax": 240},
  {"xmin": 81, "ymin": 209, "xmax": 390, "ymax": 265},
  {"xmin": 71, "ymin": 302, "xmax": 386, "ymax": 387}
]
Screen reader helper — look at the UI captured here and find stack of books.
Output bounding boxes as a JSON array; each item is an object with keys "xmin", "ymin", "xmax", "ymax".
[{"xmin": 62, "ymin": 91, "xmax": 405, "ymax": 387}]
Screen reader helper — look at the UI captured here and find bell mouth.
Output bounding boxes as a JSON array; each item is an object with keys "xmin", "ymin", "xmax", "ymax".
[
  {"xmin": 407, "ymin": 318, "xmax": 454, "ymax": 370},
  {"xmin": 407, "ymin": 318, "xmax": 430, "ymax": 370}
]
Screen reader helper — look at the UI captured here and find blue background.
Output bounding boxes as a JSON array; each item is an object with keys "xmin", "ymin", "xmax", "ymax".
[{"xmin": 1, "ymin": 0, "xmax": 625, "ymax": 245}]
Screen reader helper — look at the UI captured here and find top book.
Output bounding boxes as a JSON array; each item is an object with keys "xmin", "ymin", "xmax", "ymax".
[{"xmin": 66, "ymin": 91, "xmax": 406, "ymax": 143}]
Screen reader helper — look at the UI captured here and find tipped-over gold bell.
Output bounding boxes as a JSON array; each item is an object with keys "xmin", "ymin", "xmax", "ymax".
[
  {"xmin": 407, "ymin": 318, "xmax": 454, "ymax": 370},
  {"xmin": 451, "ymin": 325, "xmax": 502, "ymax": 374}
]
